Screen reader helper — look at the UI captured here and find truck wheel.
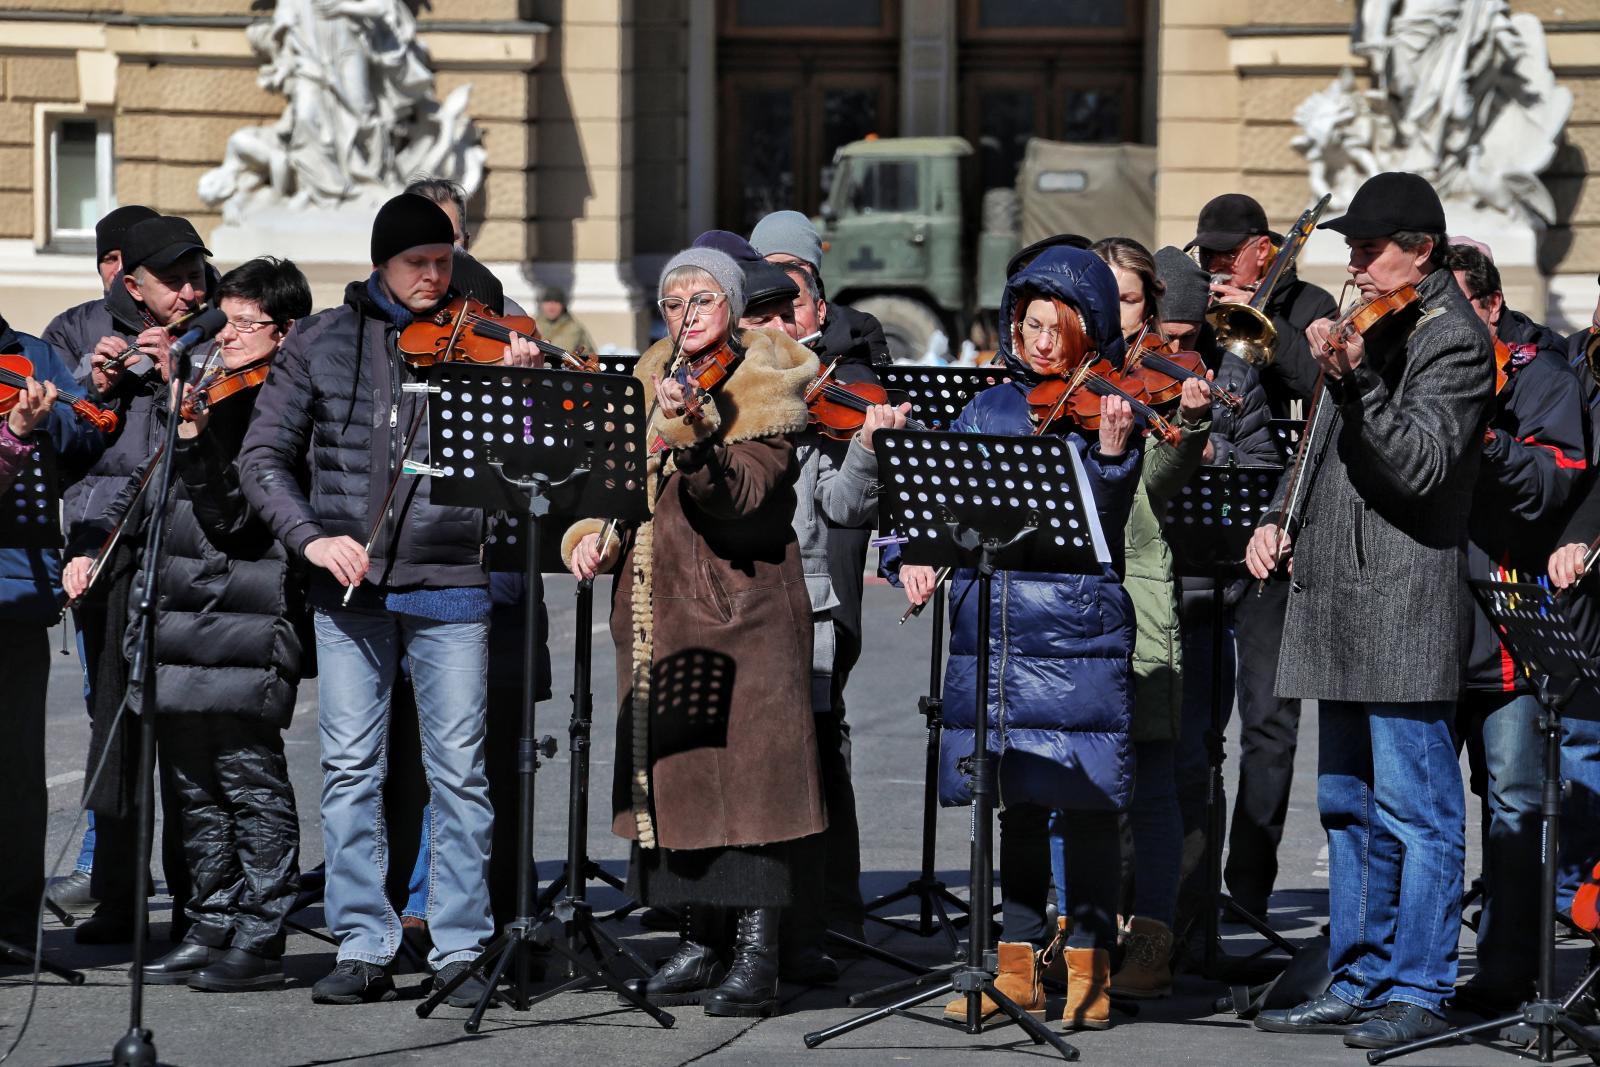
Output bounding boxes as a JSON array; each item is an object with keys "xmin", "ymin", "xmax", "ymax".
[{"xmin": 852, "ymin": 296, "xmax": 944, "ymax": 364}]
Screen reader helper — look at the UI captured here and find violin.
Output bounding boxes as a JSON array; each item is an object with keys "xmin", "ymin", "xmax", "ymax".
[
  {"xmin": 1026, "ymin": 357, "xmax": 1181, "ymax": 446},
  {"xmin": 1325, "ymin": 283, "xmax": 1421, "ymax": 358},
  {"xmin": 672, "ymin": 339, "xmax": 739, "ymax": 423},
  {"xmin": 398, "ymin": 295, "xmax": 600, "ymax": 372},
  {"xmin": 180, "ymin": 358, "xmax": 271, "ymax": 420},
  {"xmin": 1125, "ymin": 326, "xmax": 1243, "ymax": 411},
  {"xmin": 804, "ymin": 361, "xmax": 927, "ymax": 441},
  {"xmin": 0, "ymin": 352, "xmax": 117, "ymax": 433}
]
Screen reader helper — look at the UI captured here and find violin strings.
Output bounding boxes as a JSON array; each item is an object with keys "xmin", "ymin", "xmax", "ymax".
[{"xmin": 0, "ymin": 366, "xmax": 94, "ymax": 408}]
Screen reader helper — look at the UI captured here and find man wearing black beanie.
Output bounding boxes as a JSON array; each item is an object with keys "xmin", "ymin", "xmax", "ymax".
[{"xmin": 240, "ymin": 192, "xmax": 540, "ymax": 1007}]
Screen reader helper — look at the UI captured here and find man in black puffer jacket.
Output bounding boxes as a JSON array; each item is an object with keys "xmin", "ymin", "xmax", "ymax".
[
  {"xmin": 64, "ymin": 214, "xmax": 215, "ymax": 944},
  {"xmin": 42, "ymin": 204, "xmax": 158, "ymax": 380},
  {"xmin": 66, "ymin": 257, "xmax": 315, "ymax": 992},
  {"xmin": 239, "ymin": 194, "xmax": 541, "ymax": 1008}
]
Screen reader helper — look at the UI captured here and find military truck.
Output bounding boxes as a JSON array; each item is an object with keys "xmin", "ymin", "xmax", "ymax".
[{"xmin": 818, "ymin": 135, "xmax": 1157, "ymax": 361}]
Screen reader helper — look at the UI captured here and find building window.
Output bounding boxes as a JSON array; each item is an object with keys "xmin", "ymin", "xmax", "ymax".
[{"xmin": 49, "ymin": 115, "xmax": 113, "ymax": 245}]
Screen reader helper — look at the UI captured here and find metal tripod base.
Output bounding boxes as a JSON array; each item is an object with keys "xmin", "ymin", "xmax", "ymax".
[
  {"xmin": 536, "ymin": 859, "xmax": 629, "ymax": 914},
  {"xmin": 68, "ymin": 1028, "xmax": 180, "ymax": 1067},
  {"xmin": 0, "ymin": 935, "xmax": 84, "ymax": 985},
  {"xmin": 416, "ymin": 909, "xmax": 674, "ymax": 1033},
  {"xmin": 804, "ymin": 965, "xmax": 1078, "ymax": 1060},
  {"xmin": 862, "ymin": 878, "xmax": 969, "ymax": 951}
]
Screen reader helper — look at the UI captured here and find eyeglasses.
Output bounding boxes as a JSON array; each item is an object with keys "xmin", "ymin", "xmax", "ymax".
[
  {"xmin": 225, "ymin": 317, "xmax": 277, "ymax": 335},
  {"xmin": 1019, "ymin": 318, "xmax": 1064, "ymax": 344},
  {"xmin": 657, "ymin": 291, "xmax": 725, "ymax": 318}
]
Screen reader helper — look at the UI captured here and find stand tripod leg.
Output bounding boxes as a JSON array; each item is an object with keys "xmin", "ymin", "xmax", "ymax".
[
  {"xmin": 824, "ymin": 928, "xmax": 930, "ymax": 974},
  {"xmin": 806, "ymin": 978, "xmax": 960, "ymax": 1047},
  {"xmin": 416, "ymin": 926, "xmax": 517, "ymax": 1019},
  {"xmin": 985, "ymin": 982, "xmax": 1081, "ymax": 1059},
  {"xmin": 847, "ymin": 961, "xmax": 962, "ymax": 1006},
  {"xmin": 523, "ymin": 917, "xmax": 675, "ymax": 1027},
  {"xmin": 465, "ymin": 940, "xmax": 518, "ymax": 1032},
  {"xmin": 0, "ymin": 937, "xmax": 84, "ymax": 984}
]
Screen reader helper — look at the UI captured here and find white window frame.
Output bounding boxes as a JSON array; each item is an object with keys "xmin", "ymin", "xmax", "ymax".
[{"xmin": 44, "ymin": 111, "xmax": 114, "ymax": 249}]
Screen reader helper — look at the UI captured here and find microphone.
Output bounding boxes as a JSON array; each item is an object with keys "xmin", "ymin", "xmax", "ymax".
[{"xmin": 169, "ymin": 307, "xmax": 229, "ymax": 362}]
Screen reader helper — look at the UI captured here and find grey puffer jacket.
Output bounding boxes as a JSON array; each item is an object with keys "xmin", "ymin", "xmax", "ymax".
[
  {"xmin": 793, "ymin": 433, "xmax": 878, "ymax": 702},
  {"xmin": 239, "ymin": 280, "xmax": 488, "ymax": 602},
  {"xmin": 1271, "ymin": 267, "xmax": 1495, "ymax": 703}
]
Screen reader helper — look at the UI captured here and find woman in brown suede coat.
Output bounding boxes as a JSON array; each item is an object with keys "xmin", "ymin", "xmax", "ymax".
[{"xmin": 564, "ymin": 246, "xmax": 824, "ymax": 1018}]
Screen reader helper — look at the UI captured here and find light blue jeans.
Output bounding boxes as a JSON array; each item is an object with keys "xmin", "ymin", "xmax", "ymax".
[
  {"xmin": 1320, "ymin": 700, "xmax": 1465, "ymax": 1015},
  {"xmin": 313, "ymin": 607, "xmax": 494, "ymax": 969}
]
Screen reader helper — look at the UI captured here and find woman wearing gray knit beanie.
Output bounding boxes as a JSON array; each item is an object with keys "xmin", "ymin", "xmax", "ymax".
[{"xmin": 562, "ymin": 242, "xmax": 823, "ymax": 1018}]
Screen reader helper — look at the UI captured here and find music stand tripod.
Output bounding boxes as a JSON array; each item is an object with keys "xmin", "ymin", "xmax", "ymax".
[
  {"xmin": 804, "ymin": 429, "xmax": 1108, "ymax": 1061},
  {"xmin": 411, "ymin": 364, "xmax": 671, "ymax": 1033},
  {"xmin": 1162, "ymin": 461, "xmax": 1296, "ymax": 982},
  {"xmin": 1369, "ymin": 580, "xmax": 1600, "ymax": 1066},
  {"xmin": 858, "ymin": 366, "xmax": 1010, "ymax": 957}
]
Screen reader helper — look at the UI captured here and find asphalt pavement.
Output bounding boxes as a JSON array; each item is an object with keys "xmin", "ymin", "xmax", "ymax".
[{"xmin": 1, "ymin": 578, "xmax": 1585, "ymax": 1066}]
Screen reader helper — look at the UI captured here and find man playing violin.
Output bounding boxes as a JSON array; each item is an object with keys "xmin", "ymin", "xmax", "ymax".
[
  {"xmin": 239, "ymin": 193, "xmax": 539, "ymax": 1008},
  {"xmin": 1248, "ymin": 172, "xmax": 1496, "ymax": 1049},
  {"xmin": 1438, "ymin": 241, "xmax": 1587, "ymax": 1017},
  {"xmin": 59, "ymin": 213, "xmax": 218, "ymax": 944},
  {"xmin": 739, "ymin": 256, "xmax": 906, "ymax": 984},
  {"xmin": 63, "ymin": 257, "xmax": 314, "ymax": 992}
]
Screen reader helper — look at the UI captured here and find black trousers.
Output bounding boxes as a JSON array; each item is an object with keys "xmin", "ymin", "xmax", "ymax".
[
  {"xmin": 157, "ymin": 715, "xmax": 300, "ymax": 956},
  {"xmin": 1223, "ymin": 579, "xmax": 1302, "ymax": 907},
  {"xmin": 0, "ymin": 624, "xmax": 48, "ymax": 936},
  {"xmin": 824, "ymin": 525, "xmax": 869, "ymax": 926},
  {"xmin": 1001, "ymin": 802, "xmax": 1118, "ymax": 950}
]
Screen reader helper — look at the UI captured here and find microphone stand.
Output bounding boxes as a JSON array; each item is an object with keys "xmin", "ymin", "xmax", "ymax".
[{"xmin": 92, "ymin": 314, "xmax": 222, "ymax": 1067}]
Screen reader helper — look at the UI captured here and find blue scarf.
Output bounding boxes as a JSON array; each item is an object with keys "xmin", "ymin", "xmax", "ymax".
[{"xmin": 365, "ymin": 272, "xmax": 418, "ymax": 328}]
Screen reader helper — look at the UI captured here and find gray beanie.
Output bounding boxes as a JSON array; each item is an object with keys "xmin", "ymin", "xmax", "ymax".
[
  {"xmin": 1154, "ymin": 245, "xmax": 1210, "ymax": 325},
  {"xmin": 750, "ymin": 210, "xmax": 823, "ymax": 269},
  {"xmin": 660, "ymin": 246, "xmax": 746, "ymax": 323}
]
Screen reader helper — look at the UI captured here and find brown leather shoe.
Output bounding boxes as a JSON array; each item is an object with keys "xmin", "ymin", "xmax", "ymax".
[{"xmin": 944, "ymin": 941, "xmax": 1045, "ymax": 1021}]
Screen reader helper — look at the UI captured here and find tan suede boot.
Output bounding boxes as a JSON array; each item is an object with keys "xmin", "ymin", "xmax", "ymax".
[
  {"xmin": 1062, "ymin": 947, "xmax": 1113, "ymax": 1031},
  {"xmin": 1109, "ymin": 916, "xmax": 1173, "ymax": 999},
  {"xmin": 1039, "ymin": 916, "xmax": 1072, "ymax": 986},
  {"xmin": 943, "ymin": 941, "xmax": 1046, "ymax": 1020}
]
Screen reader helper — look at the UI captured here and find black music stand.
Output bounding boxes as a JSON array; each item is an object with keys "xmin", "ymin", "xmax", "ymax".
[
  {"xmin": 804, "ymin": 429, "xmax": 1106, "ymax": 1061},
  {"xmin": 1370, "ymin": 581, "xmax": 1600, "ymax": 1066},
  {"xmin": 595, "ymin": 353, "xmax": 638, "ymax": 377},
  {"xmin": 0, "ymin": 444, "xmax": 85, "ymax": 986},
  {"xmin": 1163, "ymin": 461, "xmax": 1296, "ymax": 982},
  {"xmin": 1266, "ymin": 418, "xmax": 1302, "ymax": 466},
  {"xmin": 409, "ymin": 364, "xmax": 671, "ymax": 1033}
]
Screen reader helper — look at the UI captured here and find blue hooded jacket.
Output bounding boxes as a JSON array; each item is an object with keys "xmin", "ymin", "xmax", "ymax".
[
  {"xmin": 937, "ymin": 245, "xmax": 1139, "ymax": 812},
  {"xmin": 0, "ymin": 321, "xmax": 105, "ymax": 623}
]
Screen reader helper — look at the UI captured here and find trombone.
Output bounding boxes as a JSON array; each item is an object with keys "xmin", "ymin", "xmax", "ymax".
[{"xmin": 1206, "ymin": 194, "xmax": 1331, "ymax": 368}]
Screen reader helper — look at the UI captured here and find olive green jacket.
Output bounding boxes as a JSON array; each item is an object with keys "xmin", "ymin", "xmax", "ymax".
[{"xmin": 1125, "ymin": 415, "xmax": 1210, "ymax": 742}]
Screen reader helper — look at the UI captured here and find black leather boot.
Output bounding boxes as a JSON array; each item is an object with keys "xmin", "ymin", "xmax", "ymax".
[
  {"xmin": 622, "ymin": 905, "xmax": 726, "ymax": 1006},
  {"xmin": 703, "ymin": 907, "xmax": 779, "ymax": 1017}
]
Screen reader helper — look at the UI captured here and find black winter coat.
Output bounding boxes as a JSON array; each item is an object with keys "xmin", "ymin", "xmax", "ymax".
[
  {"xmin": 42, "ymin": 296, "xmax": 115, "ymax": 382},
  {"xmin": 74, "ymin": 390, "xmax": 307, "ymax": 724},
  {"xmin": 238, "ymin": 281, "xmax": 488, "ymax": 601},
  {"xmin": 1258, "ymin": 269, "xmax": 1340, "ymax": 417}
]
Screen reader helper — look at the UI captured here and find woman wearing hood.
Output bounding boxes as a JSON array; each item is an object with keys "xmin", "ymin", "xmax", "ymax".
[
  {"xmin": 899, "ymin": 244, "xmax": 1145, "ymax": 1031},
  {"xmin": 564, "ymin": 246, "xmax": 824, "ymax": 1019}
]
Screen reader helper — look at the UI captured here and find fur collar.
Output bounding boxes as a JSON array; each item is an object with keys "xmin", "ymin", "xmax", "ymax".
[{"xmin": 636, "ymin": 328, "xmax": 818, "ymax": 446}]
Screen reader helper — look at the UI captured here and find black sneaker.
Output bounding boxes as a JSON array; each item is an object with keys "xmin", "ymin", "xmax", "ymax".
[
  {"xmin": 1255, "ymin": 989, "xmax": 1376, "ymax": 1034},
  {"xmin": 311, "ymin": 959, "xmax": 397, "ymax": 1005},
  {"xmin": 434, "ymin": 960, "xmax": 499, "ymax": 1009},
  {"xmin": 1343, "ymin": 1002, "xmax": 1447, "ymax": 1049}
]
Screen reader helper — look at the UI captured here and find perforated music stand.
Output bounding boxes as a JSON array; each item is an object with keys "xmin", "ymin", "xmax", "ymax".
[
  {"xmin": 595, "ymin": 353, "xmax": 638, "ymax": 377},
  {"xmin": 1266, "ymin": 418, "xmax": 1303, "ymax": 466},
  {"xmin": 855, "ymin": 367, "xmax": 1011, "ymax": 971},
  {"xmin": 1162, "ymin": 462, "xmax": 1297, "ymax": 982},
  {"xmin": 805, "ymin": 429, "xmax": 1105, "ymax": 1061},
  {"xmin": 1372, "ymin": 581, "xmax": 1600, "ymax": 1066},
  {"xmin": 409, "ymin": 364, "xmax": 670, "ymax": 1033}
]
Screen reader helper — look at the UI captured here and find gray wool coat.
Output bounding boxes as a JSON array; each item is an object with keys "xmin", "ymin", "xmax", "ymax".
[
  {"xmin": 1271, "ymin": 267, "xmax": 1495, "ymax": 704},
  {"xmin": 794, "ymin": 436, "xmax": 879, "ymax": 706}
]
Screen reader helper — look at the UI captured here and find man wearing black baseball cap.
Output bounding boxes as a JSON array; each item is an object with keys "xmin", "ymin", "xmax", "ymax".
[
  {"xmin": 1182, "ymin": 194, "xmax": 1336, "ymax": 926},
  {"xmin": 239, "ymin": 192, "xmax": 539, "ymax": 1009},
  {"xmin": 1248, "ymin": 172, "xmax": 1494, "ymax": 1049}
]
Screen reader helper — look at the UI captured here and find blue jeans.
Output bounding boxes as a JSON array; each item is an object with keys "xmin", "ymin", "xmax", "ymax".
[
  {"xmin": 314, "ymin": 607, "xmax": 494, "ymax": 969},
  {"xmin": 1127, "ymin": 739, "xmax": 1181, "ymax": 927},
  {"xmin": 1460, "ymin": 691, "xmax": 1541, "ymax": 990},
  {"xmin": 1321, "ymin": 700, "xmax": 1465, "ymax": 1014},
  {"xmin": 1560, "ymin": 706, "xmax": 1600, "ymax": 909},
  {"xmin": 403, "ymin": 807, "xmax": 431, "ymax": 921},
  {"xmin": 72, "ymin": 625, "xmax": 95, "ymax": 875}
]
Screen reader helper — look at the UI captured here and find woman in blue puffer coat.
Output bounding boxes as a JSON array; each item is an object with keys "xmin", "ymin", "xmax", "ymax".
[{"xmin": 899, "ymin": 244, "xmax": 1140, "ymax": 1031}]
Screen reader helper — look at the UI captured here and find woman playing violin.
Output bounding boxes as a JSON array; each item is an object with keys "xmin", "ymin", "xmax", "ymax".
[
  {"xmin": 63, "ymin": 257, "xmax": 314, "ymax": 992},
  {"xmin": 563, "ymin": 246, "xmax": 824, "ymax": 1018},
  {"xmin": 893, "ymin": 243, "xmax": 1143, "ymax": 1032}
]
